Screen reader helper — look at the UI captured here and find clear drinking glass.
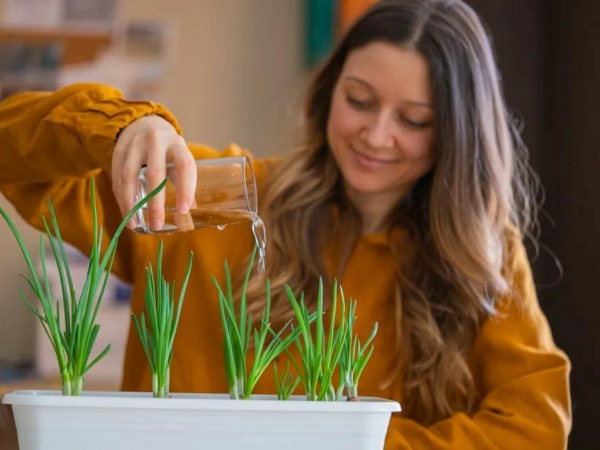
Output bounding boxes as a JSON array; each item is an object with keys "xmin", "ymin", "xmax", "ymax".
[{"xmin": 135, "ymin": 157, "xmax": 258, "ymax": 234}]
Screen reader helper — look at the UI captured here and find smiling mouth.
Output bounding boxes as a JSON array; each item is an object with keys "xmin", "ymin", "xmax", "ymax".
[{"xmin": 351, "ymin": 147, "xmax": 400, "ymax": 165}]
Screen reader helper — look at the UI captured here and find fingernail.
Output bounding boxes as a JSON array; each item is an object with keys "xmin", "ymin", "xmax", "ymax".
[
  {"xmin": 150, "ymin": 219, "xmax": 162, "ymax": 231},
  {"xmin": 179, "ymin": 202, "xmax": 189, "ymax": 214}
]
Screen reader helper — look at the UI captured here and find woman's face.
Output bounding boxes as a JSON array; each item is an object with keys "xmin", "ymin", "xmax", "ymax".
[{"xmin": 327, "ymin": 42, "xmax": 436, "ymax": 198}]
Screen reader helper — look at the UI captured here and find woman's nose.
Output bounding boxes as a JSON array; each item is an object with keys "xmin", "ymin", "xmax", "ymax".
[{"xmin": 361, "ymin": 112, "xmax": 396, "ymax": 149}]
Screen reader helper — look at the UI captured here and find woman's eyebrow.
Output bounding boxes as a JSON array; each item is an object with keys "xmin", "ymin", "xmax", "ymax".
[
  {"xmin": 343, "ymin": 75, "xmax": 433, "ymax": 109},
  {"xmin": 344, "ymin": 75, "xmax": 376, "ymax": 90}
]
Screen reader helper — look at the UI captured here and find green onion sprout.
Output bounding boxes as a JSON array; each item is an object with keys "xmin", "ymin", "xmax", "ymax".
[
  {"xmin": 284, "ymin": 279, "xmax": 348, "ymax": 401},
  {"xmin": 339, "ymin": 299, "xmax": 378, "ymax": 401},
  {"xmin": 131, "ymin": 241, "xmax": 193, "ymax": 398},
  {"xmin": 273, "ymin": 360, "xmax": 299, "ymax": 400},
  {"xmin": 0, "ymin": 177, "xmax": 167, "ymax": 396},
  {"xmin": 212, "ymin": 247, "xmax": 309, "ymax": 400}
]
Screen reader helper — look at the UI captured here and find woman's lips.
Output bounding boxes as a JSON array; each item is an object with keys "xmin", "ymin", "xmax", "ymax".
[{"xmin": 350, "ymin": 146, "xmax": 399, "ymax": 170}]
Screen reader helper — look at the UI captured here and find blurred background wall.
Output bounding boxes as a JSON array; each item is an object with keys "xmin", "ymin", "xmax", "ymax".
[
  {"xmin": 0, "ymin": 0, "xmax": 306, "ymax": 368},
  {"xmin": 117, "ymin": 0, "xmax": 307, "ymax": 153},
  {"xmin": 465, "ymin": 2, "xmax": 600, "ymax": 448},
  {"xmin": 0, "ymin": 0, "xmax": 598, "ymax": 448}
]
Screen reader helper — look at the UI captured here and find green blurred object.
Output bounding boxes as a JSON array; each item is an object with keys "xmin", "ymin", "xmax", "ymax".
[{"xmin": 306, "ymin": 0, "xmax": 338, "ymax": 67}]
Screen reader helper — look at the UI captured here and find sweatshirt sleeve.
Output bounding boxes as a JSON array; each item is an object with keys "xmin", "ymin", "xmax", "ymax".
[
  {"xmin": 385, "ymin": 240, "xmax": 572, "ymax": 449},
  {"xmin": 0, "ymin": 83, "xmax": 182, "ymax": 283}
]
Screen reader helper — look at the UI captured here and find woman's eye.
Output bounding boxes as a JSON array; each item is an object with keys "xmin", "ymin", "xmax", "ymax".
[
  {"xmin": 402, "ymin": 117, "xmax": 431, "ymax": 129},
  {"xmin": 346, "ymin": 96, "xmax": 372, "ymax": 110}
]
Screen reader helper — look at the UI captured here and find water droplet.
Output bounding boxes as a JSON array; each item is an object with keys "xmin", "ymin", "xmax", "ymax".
[{"xmin": 217, "ymin": 224, "xmax": 226, "ymax": 231}]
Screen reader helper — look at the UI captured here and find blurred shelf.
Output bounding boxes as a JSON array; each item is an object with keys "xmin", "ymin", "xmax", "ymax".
[{"xmin": 0, "ymin": 25, "xmax": 112, "ymax": 65}]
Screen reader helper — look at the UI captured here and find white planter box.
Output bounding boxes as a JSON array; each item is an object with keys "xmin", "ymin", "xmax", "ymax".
[{"xmin": 3, "ymin": 390, "xmax": 401, "ymax": 450}]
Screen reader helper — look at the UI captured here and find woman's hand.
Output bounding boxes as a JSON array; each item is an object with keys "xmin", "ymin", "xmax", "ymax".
[{"xmin": 112, "ymin": 114, "xmax": 197, "ymax": 231}]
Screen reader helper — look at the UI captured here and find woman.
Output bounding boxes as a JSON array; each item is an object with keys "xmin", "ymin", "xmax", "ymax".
[{"xmin": 0, "ymin": 0, "xmax": 570, "ymax": 447}]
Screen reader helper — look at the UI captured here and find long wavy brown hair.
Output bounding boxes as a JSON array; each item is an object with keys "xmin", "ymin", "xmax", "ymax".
[{"xmin": 242, "ymin": 0, "xmax": 538, "ymax": 425}]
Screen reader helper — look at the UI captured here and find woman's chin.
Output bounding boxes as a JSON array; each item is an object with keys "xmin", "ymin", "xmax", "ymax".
[{"xmin": 344, "ymin": 175, "xmax": 389, "ymax": 196}]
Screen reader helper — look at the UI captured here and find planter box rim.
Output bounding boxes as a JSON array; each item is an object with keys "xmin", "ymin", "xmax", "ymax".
[{"xmin": 3, "ymin": 390, "xmax": 401, "ymax": 413}]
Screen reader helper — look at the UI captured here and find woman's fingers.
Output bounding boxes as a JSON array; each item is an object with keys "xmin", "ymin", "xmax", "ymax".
[
  {"xmin": 119, "ymin": 134, "xmax": 145, "ymax": 229},
  {"xmin": 169, "ymin": 138, "xmax": 197, "ymax": 215},
  {"xmin": 111, "ymin": 137, "xmax": 125, "ymax": 206},
  {"xmin": 111, "ymin": 114, "xmax": 190, "ymax": 232},
  {"xmin": 145, "ymin": 130, "xmax": 167, "ymax": 231}
]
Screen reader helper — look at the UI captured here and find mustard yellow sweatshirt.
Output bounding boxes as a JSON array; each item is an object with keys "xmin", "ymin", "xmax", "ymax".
[{"xmin": 0, "ymin": 84, "xmax": 571, "ymax": 449}]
